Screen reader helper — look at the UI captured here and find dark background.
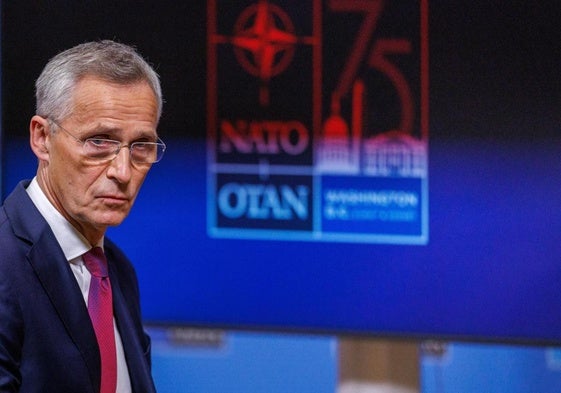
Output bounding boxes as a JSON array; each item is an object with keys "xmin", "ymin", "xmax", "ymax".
[
  {"xmin": 3, "ymin": 2, "xmax": 561, "ymax": 143},
  {"xmin": 3, "ymin": 1, "xmax": 561, "ymax": 344}
]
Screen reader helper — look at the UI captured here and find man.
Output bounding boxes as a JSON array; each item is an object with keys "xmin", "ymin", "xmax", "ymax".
[{"xmin": 0, "ymin": 40, "xmax": 165, "ymax": 392}]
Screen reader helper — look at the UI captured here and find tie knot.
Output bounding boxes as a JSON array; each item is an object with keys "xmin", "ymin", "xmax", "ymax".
[{"xmin": 83, "ymin": 247, "xmax": 108, "ymax": 278}]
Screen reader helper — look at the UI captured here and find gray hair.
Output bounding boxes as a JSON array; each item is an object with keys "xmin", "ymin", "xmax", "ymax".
[{"xmin": 35, "ymin": 40, "xmax": 163, "ymax": 122}]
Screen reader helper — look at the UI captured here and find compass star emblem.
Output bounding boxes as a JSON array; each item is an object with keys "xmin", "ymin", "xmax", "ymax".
[{"xmin": 232, "ymin": 0, "xmax": 298, "ymax": 105}]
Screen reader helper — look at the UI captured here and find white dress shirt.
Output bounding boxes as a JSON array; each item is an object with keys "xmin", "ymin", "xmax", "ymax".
[{"xmin": 26, "ymin": 177, "xmax": 132, "ymax": 393}]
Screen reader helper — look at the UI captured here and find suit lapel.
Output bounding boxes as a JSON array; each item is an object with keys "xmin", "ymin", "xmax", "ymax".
[
  {"xmin": 5, "ymin": 182, "xmax": 101, "ymax": 391},
  {"xmin": 28, "ymin": 231, "xmax": 101, "ymax": 391},
  {"xmin": 110, "ymin": 266, "xmax": 156, "ymax": 393}
]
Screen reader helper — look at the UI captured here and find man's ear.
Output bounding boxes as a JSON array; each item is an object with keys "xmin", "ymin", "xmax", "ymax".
[{"xmin": 29, "ymin": 115, "xmax": 51, "ymax": 161}]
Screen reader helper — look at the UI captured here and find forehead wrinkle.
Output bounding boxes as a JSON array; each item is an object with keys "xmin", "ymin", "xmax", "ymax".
[{"xmin": 66, "ymin": 78, "xmax": 158, "ymax": 123}]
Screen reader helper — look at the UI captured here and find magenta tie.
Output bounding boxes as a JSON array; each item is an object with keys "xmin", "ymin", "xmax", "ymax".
[{"xmin": 83, "ymin": 247, "xmax": 117, "ymax": 393}]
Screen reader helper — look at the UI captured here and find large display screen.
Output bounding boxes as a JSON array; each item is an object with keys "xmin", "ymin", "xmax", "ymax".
[{"xmin": 3, "ymin": 2, "xmax": 561, "ymax": 344}]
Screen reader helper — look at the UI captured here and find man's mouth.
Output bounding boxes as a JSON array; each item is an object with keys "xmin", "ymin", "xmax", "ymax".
[{"xmin": 98, "ymin": 195, "xmax": 129, "ymax": 204}]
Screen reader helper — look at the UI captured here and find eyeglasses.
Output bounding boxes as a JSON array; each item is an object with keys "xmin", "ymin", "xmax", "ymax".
[{"xmin": 49, "ymin": 119, "xmax": 166, "ymax": 164}]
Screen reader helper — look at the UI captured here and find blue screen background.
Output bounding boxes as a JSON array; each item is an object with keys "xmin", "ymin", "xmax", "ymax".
[{"xmin": 6, "ymin": 134, "xmax": 559, "ymax": 344}]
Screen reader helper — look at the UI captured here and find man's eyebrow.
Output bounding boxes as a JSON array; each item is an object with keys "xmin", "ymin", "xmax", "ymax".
[
  {"xmin": 134, "ymin": 130, "xmax": 159, "ymax": 140},
  {"xmin": 86, "ymin": 124, "xmax": 158, "ymax": 139}
]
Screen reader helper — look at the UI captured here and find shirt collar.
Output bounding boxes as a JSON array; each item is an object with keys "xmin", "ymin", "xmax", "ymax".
[{"xmin": 26, "ymin": 177, "xmax": 103, "ymax": 261}]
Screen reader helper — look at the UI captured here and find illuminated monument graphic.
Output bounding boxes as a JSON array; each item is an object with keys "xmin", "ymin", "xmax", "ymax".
[{"xmin": 208, "ymin": 0, "xmax": 429, "ymax": 244}]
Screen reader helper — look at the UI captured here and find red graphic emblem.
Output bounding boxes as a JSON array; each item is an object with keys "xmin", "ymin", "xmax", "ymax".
[{"xmin": 232, "ymin": 0, "xmax": 298, "ymax": 105}]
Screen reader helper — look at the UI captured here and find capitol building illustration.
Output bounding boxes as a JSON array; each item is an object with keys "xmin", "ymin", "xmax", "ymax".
[{"xmin": 317, "ymin": 123, "xmax": 427, "ymax": 177}]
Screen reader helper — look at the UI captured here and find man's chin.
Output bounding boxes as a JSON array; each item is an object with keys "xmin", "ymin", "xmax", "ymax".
[{"xmin": 95, "ymin": 212, "xmax": 130, "ymax": 228}]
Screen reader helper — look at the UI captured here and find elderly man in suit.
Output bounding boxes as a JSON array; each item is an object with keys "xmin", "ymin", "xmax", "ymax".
[{"xmin": 0, "ymin": 40, "xmax": 166, "ymax": 393}]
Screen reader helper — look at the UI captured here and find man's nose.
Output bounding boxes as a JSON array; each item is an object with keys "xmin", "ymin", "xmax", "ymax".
[{"xmin": 106, "ymin": 146, "xmax": 132, "ymax": 182}]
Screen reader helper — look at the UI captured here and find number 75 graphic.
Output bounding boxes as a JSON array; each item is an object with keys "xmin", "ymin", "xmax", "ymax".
[{"xmin": 325, "ymin": 0, "xmax": 429, "ymax": 139}]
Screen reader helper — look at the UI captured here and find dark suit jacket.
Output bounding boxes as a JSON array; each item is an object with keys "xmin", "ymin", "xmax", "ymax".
[{"xmin": 0, "ymin": 181, "xmax": 156, "ymax": 393}]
